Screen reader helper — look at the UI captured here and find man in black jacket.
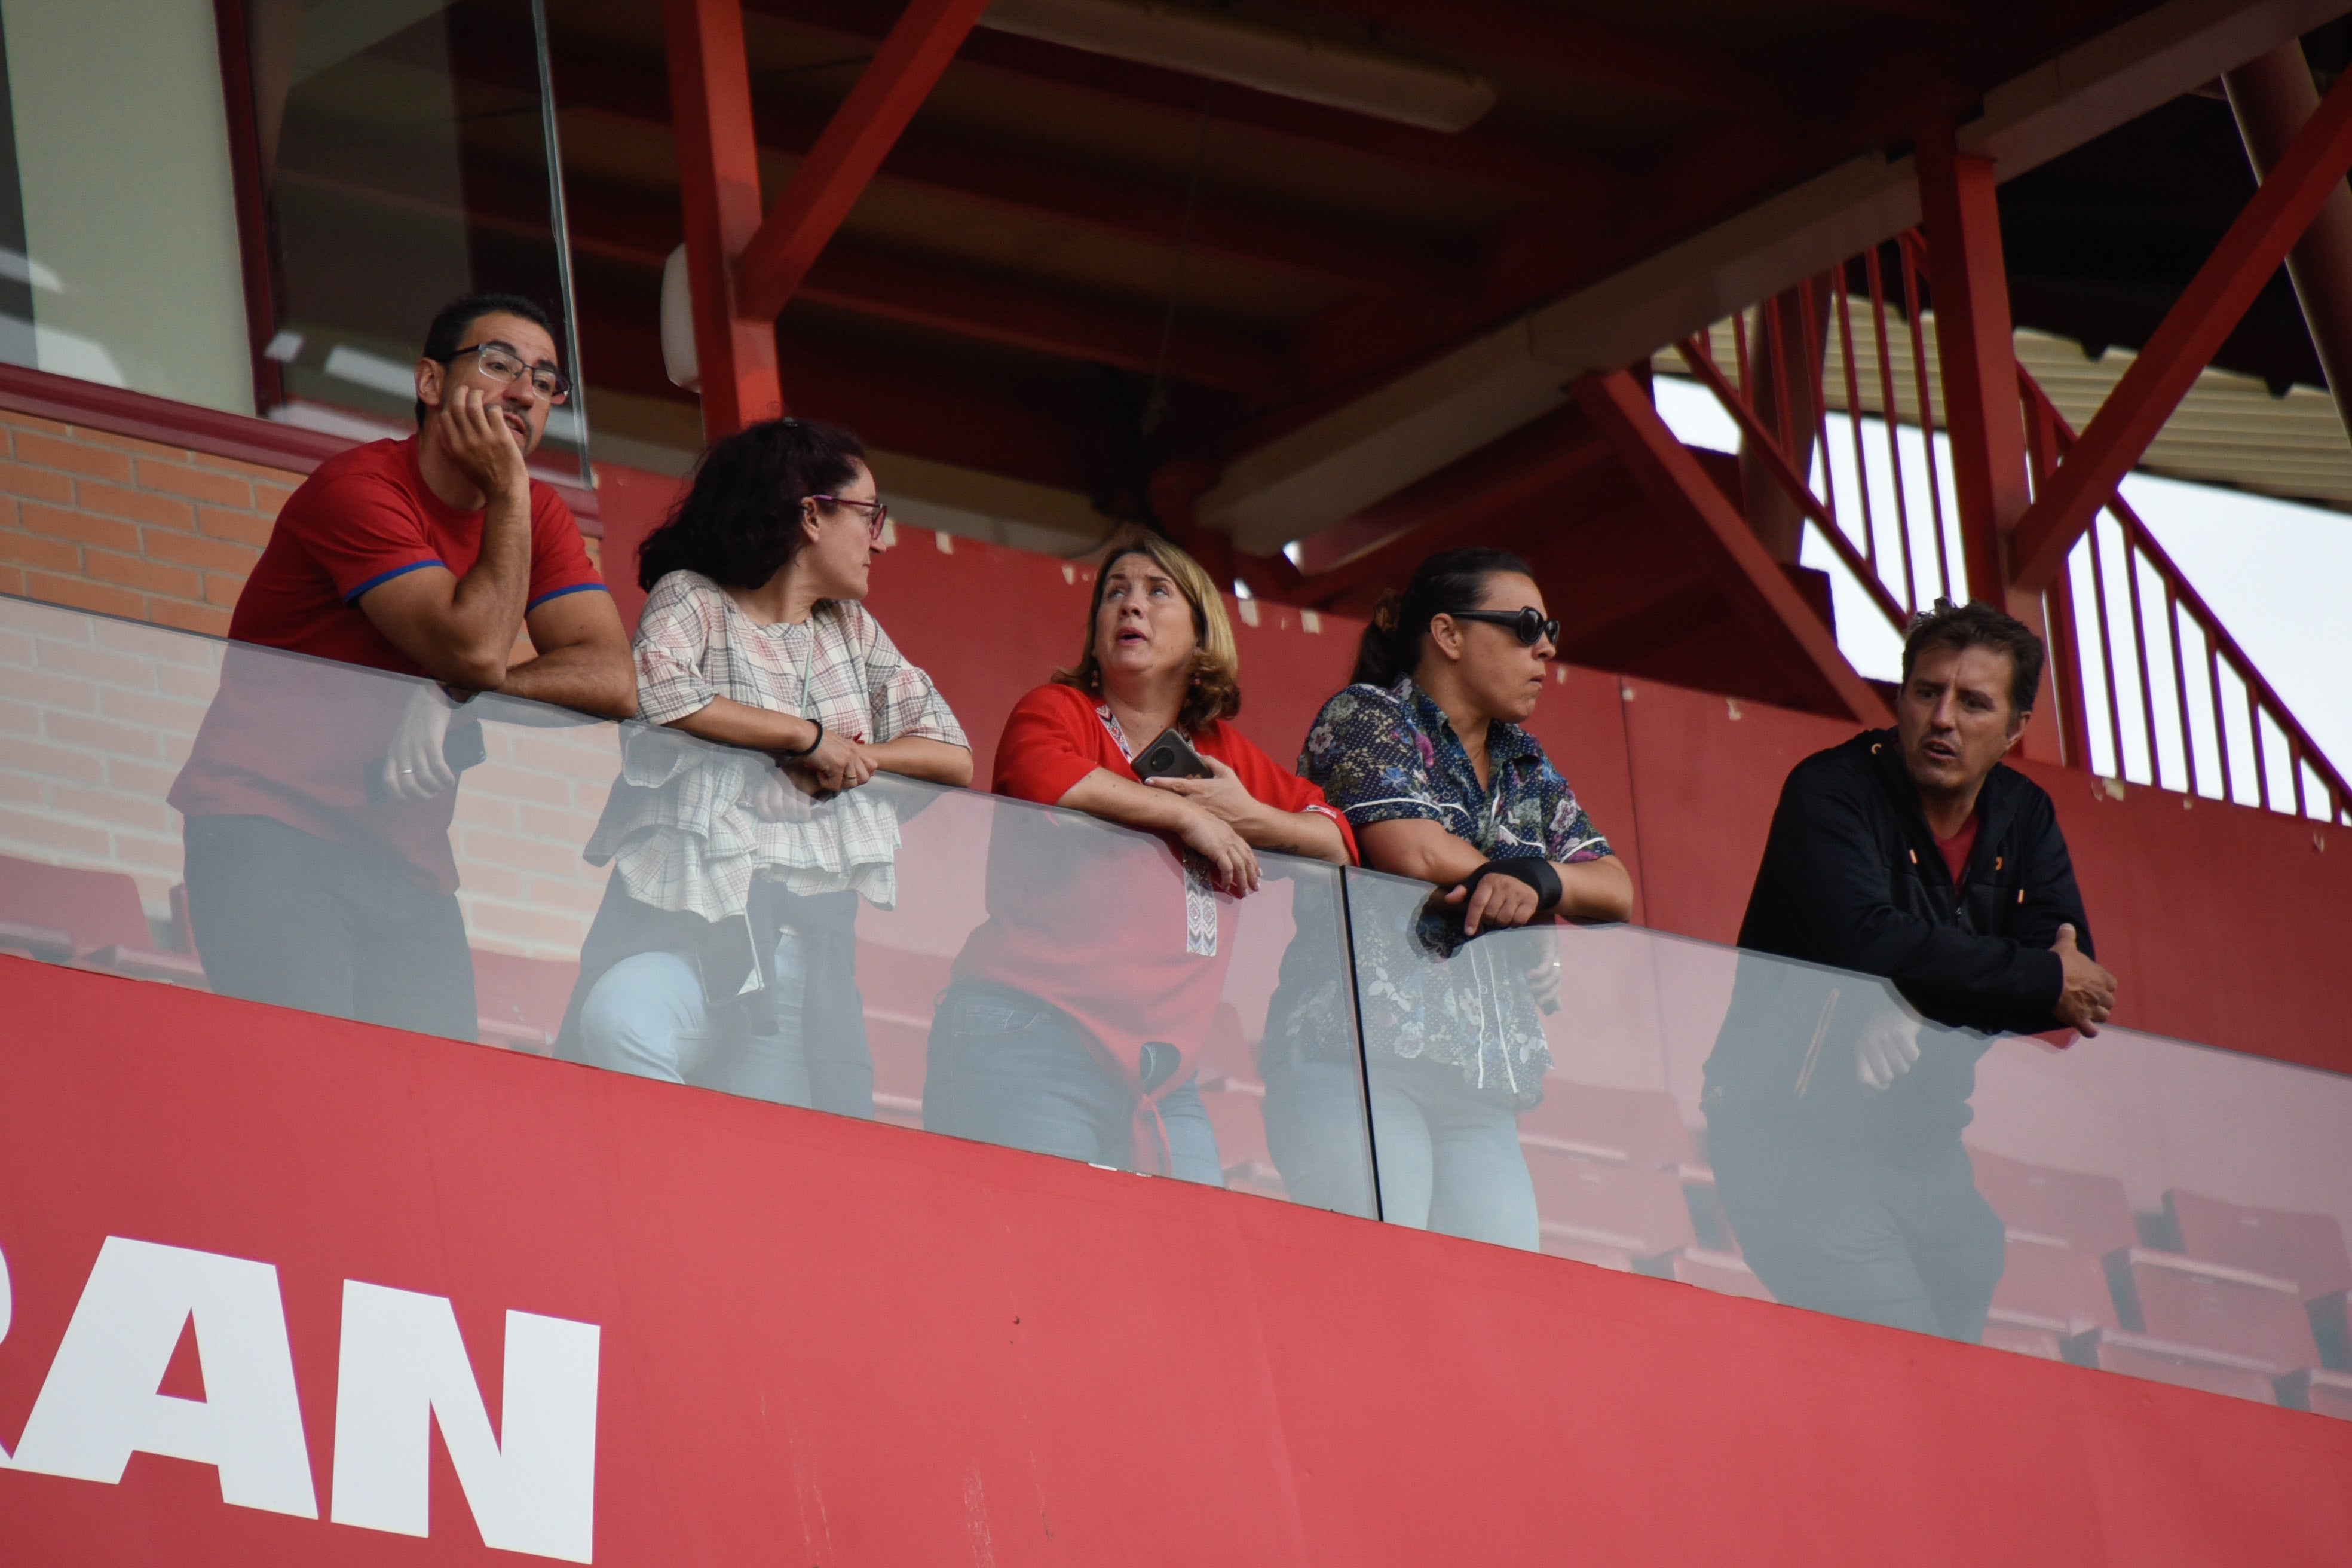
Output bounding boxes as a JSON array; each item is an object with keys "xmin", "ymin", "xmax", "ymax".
[{"xmin": 1703, "ymin": 600, "xmax": 2118, "ymax": 1342}]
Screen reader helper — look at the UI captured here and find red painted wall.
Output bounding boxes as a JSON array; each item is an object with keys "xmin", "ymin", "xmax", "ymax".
[{"xmin": 0, "ymin": 958, "xmax": 2345, "ymax": 1566}]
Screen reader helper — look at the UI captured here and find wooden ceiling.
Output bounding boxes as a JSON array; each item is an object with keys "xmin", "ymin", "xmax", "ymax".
[{"xmin": 443, "ymin": 0, "xmax": 2190, "ymax": 505}]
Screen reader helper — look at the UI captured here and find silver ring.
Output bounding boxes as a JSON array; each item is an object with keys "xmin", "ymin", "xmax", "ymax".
[{"xmin": 400, "ymin": 768, "xmax": 415, "ymax": 774}]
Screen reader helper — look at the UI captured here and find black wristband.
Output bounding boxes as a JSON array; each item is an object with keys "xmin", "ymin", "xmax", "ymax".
[
  {"xmin": 1462, "ymin": 857, "xmax": 1562, "ymax": 914},
  {"xmin": 779, "ymin": 716, "xmax": 824, "ymax": 760}
]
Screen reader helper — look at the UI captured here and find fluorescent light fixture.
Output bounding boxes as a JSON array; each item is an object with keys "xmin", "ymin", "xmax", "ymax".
[
  {"xmin": 323, "ymin": 344, "xmax": 418, "ymax": 399},
  {"xmin": 979, "ymin": 0, "xmax": 1497, "ymax": 133}
]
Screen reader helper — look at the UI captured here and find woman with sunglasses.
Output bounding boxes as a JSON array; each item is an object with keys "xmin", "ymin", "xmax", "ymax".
[
  {"xmin": 1274, "ymin": 547, "xmax": 1631, "ymax": 1248},
  {"xmin": 558, "ymin": 417, "xmax": 970, "ymax": 1111}
]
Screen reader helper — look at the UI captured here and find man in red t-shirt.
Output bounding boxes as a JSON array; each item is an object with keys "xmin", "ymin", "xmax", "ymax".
[{"xmin": 170, "ymin": 292, "xmax": 634, "ymax": 1040}]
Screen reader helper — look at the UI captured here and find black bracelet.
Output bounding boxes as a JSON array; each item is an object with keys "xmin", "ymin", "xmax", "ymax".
[
  {"xmin": 1461, "ymin": 857, "xmax": 1563, "ymax": 914},
  {"xmin": 779, "ymin": 716, "xmax": 824, "ymax": 760}
]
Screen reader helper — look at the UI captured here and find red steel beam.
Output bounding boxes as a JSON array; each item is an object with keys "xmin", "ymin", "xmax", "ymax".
[
  {"xmin": 733, "ymin": 0, "xmax": 992, "ymax": 323},
  {"xmin": 662, "ymin": 0, "xmax": 785, "ymax": 435},
  {"xmin": 2008, "ymin": 59, "xmax": 2352, "ymax": 590},
  {"xmin": 1573, "ymin": 369, "xmax": 1891, "ymax": 725},
  {"xmin": 1915, "ymin": 118, "xmax": 2029, "ymax": 607},
  {"xmin": 798, "ymin": 241, "xmax": 1288, "ymax": 393}
]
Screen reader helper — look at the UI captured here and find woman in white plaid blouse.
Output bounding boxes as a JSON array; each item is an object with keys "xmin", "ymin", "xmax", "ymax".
[{"xmin": 558, "ymin": 419, "xmax": 970, "ymax": 1112}]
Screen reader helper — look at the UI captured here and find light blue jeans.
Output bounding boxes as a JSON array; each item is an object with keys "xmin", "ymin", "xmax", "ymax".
[
  {"xmin": 1367, "ymin": 1055, "xmax": 1540, "ymax": 1251},
  {"xmin": 577, "ymin": 927, "xmax": 812, "ymax": 1107}
]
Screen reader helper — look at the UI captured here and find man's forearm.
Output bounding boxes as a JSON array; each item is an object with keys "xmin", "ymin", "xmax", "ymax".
[
  {"xmin": 442, "ymin": 493, "xmax": 534, "ymax": 672},
  {"xmin": 498, "ymin": 641, "xmax": 636, "ymax": 718}
]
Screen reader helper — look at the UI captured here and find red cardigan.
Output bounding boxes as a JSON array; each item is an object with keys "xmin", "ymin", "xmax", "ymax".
[{"xmin": 950, "ymin": 684, "xmax": 1355, "ymax": 1168}]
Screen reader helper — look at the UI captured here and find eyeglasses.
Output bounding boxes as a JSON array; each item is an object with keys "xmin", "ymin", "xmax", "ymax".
[
  {"xmin": 448, "ymin": 341, "xmax": 571, "ymax": 403},
  {"xmin": 1450, "ymin": 607, "xmax": 1560, "ymax": 648},
  {"xmin": 810, "ymin": 494, "xmax": 889, "ymax": 541}
]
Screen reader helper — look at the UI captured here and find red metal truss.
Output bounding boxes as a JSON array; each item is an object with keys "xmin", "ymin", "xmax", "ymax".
[
  {"xmin": 662, "ymin": 0, "xmax": 785, "ymax": 435},
  {"xmin": 1572, "ymin": 370, "xmax": 1891, "ymax": 726},
  {"xmin": 2008, "ymin": 57, "xmax": 2352, "ymax": 591},
  {"xmin": 1915, "ymin": 118, "xmax": 2029, "ymax": 608},
  {"xmin": 733, "ymin": 0, "xmax": 994, "ymax": 323}
]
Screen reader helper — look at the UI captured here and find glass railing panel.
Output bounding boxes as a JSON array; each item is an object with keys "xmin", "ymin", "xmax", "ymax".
[
  {"xmin": 0, "ymin": 593, "xmax": 1375, "ymax": 1215},
  {"xmin": 841, "ymin": 773, "xmax": 1373, "ymax": 1213},
  {"xmin": 3, "ymin": 589, "xmax": 2342, "ymax": 1398},
  {"xmin": 1339, "ymin": 862, "xmax": 2352, "ymax": 1410}
]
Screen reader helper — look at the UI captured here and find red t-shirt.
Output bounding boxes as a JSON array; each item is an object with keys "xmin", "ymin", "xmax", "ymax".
[
  {"xmin": 226, "ymin": 436, "xmax": 604, "ymax": 667},
  {"xmin": 1933, "ymin": 811, "xmax": 1980, "ymax": 889},
  {"xmin": 951, "ymin": 684, "xmax": 1356, "ymax": 1167},
  {"xmin": 170, "ymin": 438, "xmax": 605, "ymax": 892}
]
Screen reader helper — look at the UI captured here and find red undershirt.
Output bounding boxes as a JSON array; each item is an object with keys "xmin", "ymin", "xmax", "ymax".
[{"xmin": 1933, "ymin": 811, "xmax": 1980, "ymax": 888}]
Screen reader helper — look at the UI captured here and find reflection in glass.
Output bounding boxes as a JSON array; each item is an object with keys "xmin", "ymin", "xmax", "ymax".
[
  {"xmin": 243, "ymin": 0, "xmax": 589, "ymax": 479},
  {"xmin": 1327, "ymin": 869, "xmax": 1561, "ymax": 1248},
  {"xmin": 557, "ymin": 727, "xmax": 897, "ymax": 1116},
  {"xmin": 170, "ymin": 642, "xmax": 489, "ymax": 1039},
  {"xmin": 1704, "ymin": 955, "xmax": 2007, "ymax": 1340}
]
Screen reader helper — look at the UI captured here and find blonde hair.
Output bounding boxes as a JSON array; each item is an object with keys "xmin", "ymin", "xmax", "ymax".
[{"xmin": 1054, "ymin": 532, "xmax": 1242, "ymax": 733}]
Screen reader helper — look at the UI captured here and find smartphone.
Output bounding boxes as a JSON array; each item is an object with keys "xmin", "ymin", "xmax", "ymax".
[
  {"xmin": 360, "ymin": 716, "xmax": 489, "ymax": 804},
  {"xmin": 1134, "ymin": 727, "xmax": 1212, "ymax": 781},
  {"xmin": 693, "ymin": 911, "xmax": 767, "ymax": 1008}
]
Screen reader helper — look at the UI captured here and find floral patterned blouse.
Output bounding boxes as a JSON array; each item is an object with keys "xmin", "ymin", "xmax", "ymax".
[{"xmin": 1290, "ymin": 676, "xmax": 1616, "ymax": 1104}]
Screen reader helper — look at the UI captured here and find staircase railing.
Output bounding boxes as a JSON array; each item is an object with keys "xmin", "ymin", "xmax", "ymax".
[{"xmin": 1668, "ymin": 230, "xmax": 2348, "ymax": 827}]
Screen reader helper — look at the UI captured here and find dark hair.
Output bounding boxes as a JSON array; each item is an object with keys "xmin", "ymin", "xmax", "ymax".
[
  {"xmin": 1901, "ymin": 598, "xmax": 2045, "ymax": 716},
  {"xmin": 1352, "ymin": 547, "xmax": 1536, "ymax": 687},
  {"xmin": 636, "ymin": 418, "xmax": 868, "ymax": 592},
  {"xmin": 1052, "ymin": 531, "xmax": 1242, "ymax": 733},
  {"xmin": 414, "ymin": 292, "xmax": 559, "ymax": 427}
]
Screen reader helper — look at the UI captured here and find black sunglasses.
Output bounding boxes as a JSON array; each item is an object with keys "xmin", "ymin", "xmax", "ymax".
[{"xmin": 1449, "ymin": 607, "xmax": 1559, "ymax": 648}]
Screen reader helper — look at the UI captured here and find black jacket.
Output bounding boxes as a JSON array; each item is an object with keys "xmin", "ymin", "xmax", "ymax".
[{"xmin": 1702, "ymin": 728, "xmax": 2093, "ymax": 1137}]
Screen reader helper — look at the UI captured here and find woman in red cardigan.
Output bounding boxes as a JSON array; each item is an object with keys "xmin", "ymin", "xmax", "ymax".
[{"xmin": 924, "ymin": 534, "xmax": 1355, "ymax": 1182}]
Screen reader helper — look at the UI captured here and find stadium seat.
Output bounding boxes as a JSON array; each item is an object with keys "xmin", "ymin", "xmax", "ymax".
[
  {"xmin": 1637, "ymin": 1247, "xmax": 1774, "ymax": 1301},
  {"xmin": 856, "ymin": 942, "xmax": 951, "ymax": 1123},
  {"xmin": 2164, "ymin": 1189, "xmax": 2352, "ymax": 1301},
  {"xmin": 0, "ymin": 854, "xmax": 205, "ymax": 985},
  {"xmin": 1539, "ymin": 1233, "xmax": 1635, "ymax": 1272},
  {"xmin": 1981, "ymin": 1318, "xmax": 2065, "ymax": 1361},
  {"xmin": 1518, "ymin": 1082, "xmax": 1693, "ymax": 1168},
  {"xmin": 1965, "ymin": 1146, "xmax": 2136, "ymax": 1256},
  {"xmin": 2276, "ymin": 1367, "xmax": 2352, "ymax": 1420},
  {"xmin": 471, "ymin": 950, "xmax": 579, "ymax": 1055},
  {"xmin": 2306, "ymin": 1290, "xmax": 2350, "ymax": 1372},
  {"xmin": 1195, "ymin": 1002, "xmax": 1257, "ymax": 1086},
  {"xmin": 2065, "ymin": 1328, "xmax": 2280, "ymax": 1404},
  {"xmin": 1679, "ymin": 1166, "xmax": 1737, "ymax": 1254},
  {"xmin": 1195, "ymin": 1076, "xmax": 1278, "ymax": 1190},
  {"xmin": 1990, "ymin": 1236, "xmax": 2120, "ymax": 1334},
  {"xmin": 1526, "ymin": 1149, "xmax": 1698, "ymax": 1256},
  {"xmin": 2106, "ymin": 1248, "xmax": 2320, "ymax": 1371}
]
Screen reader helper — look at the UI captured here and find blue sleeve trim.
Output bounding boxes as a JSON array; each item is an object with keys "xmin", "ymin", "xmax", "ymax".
[
  {"xmin": 343, "ymin": 559, "xmax": 445, "ymax": 605},
  {"xmin": 527, "ymin": 581, "xmax": 611, "ymax": 611}
]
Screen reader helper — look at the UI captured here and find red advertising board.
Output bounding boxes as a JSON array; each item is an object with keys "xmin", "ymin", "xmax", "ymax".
[{"xmin": 1, "ymin": 958, "xmax": 2347, "ymax": 1565}]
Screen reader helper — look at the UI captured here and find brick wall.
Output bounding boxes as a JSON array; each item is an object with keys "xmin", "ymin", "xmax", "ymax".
[
  {"xmin": 0, "ymin": 405, "xmax": 599, "ymax": 637},
  {"xmin": 0, "ymin": 406, "xmax": 297, "ymax": 636}
]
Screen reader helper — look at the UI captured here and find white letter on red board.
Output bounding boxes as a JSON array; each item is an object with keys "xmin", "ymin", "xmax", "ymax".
[
  {"xmin": 7, "ymin": 1236, "xmax": 317, "ymax": 1517},
  {"xmin": 329, "ymin": 1280, "xmax": 600, "ymax": 1563}
]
